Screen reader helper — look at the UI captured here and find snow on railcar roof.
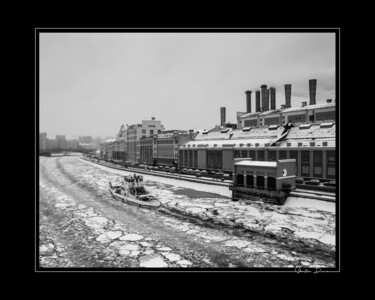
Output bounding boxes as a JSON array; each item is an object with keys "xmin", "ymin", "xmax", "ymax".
[{"xmin": 234, "ymin": 160, "xmax": 277, "ymax": 167}]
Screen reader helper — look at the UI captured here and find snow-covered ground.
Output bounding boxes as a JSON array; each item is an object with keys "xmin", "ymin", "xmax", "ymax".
[
  {"xmin": 81, "ymin": 158, "xmax": 232, "ymax": 198},
  {"xmin": 284, "ymin": 197, "xmax": 335, "ymax": 213}
]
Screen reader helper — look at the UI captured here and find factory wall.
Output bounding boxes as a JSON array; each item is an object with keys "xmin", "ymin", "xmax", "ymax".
[{"xmin": 178, "ymin": 147, "xmax": 335, "ymax": 180}]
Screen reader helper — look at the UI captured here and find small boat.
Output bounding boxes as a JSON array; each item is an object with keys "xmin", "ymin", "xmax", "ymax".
[{"xmin": 109, "ymin": 174, "xmax": 161, "ymax": 209}]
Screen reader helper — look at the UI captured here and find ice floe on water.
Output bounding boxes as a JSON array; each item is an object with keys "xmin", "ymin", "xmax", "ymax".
[
  {"xmin": 51, "ymin": 157, "xmax": 337, "ymax": 253},
  {"xmin": 96, "ymin": 231, "xmax": 123, "ymax": 243},
  {"xmin": 119, "ymin": 234, "xmax": 144, "ymax": 241},
  {"xmin": 85, "ymin": 217, "xmax": 110, "ymax": 230},
  {"xmin": 139, "ymin": 254, "xmax": 169, "ymax": 268}
]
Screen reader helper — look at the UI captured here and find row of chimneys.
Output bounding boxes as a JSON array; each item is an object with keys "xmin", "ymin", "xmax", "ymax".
[
  {"xmin": 244, "ymin": 79, "xmax": 317, "ymax": 113},
  {"xmin": 220, "ymin": 79, "xmax": 318, "ymax": 126}
]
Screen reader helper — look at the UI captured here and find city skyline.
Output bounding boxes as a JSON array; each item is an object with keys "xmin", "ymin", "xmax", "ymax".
[{"xmin": 39, "ymin": 32, "xmax": 336, "ymax": 140}]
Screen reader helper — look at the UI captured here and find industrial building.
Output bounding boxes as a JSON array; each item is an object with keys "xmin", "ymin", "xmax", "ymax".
[
  {"xmin": 139, "ymin": 130, "xmax": 196, "ymax": 166},
  {"xmin": 101, "ymin": 117, "xmax": 165, "ymax": 162},
  {"xmin": 100, "ymin": 78, "xmax": 336, "ymax": 182},
  {"xmin": 237, "ymin": 79, "xmax": 335, "ymax": 128},
  {"xmin": 178, "ymin": 79, "xmax": 336, "ymax": 181},
  {"xmin": 179, "ymin": 122, "xmax": 335, "ymax": 180}
]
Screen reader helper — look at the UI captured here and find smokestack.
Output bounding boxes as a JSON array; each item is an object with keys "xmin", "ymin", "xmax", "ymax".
[
  {"xmin": 265, "ymin": 89, "xmax": 270, "ymax": 111},
  {"xmin": 220, "ymin": 107, "xmax": 226, "ymax": 126},
  {"xmin": 284, "ymin": 84, "xmax": 292, "ymax": 108},
  {"xmin": 255, "ymin": 91, "xmax": 261, "ymax": 112},
  {"xmin": 261, "ymin": 84, "xmax": 267, "ymax": 111},
  {"xmin": 245, "ymin": 91, "xmax": 252, "ymax": 113},
  {"xmin": 309, "ymin": 79, "xmax": 317, "ymax": 105},
  {"xmin": 270, "ymin": 87, "xmax": 276, "ymax": 110}
]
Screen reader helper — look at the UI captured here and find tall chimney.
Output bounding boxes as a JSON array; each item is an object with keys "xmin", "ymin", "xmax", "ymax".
[
  {"xmin": 309, "ymin": 79, "xmax": 317, "ymax": 105},
  {"xmin": 245, "ymin": 90, "xmax": 252, "ymax": 113},
  {"xmin": 285, "ymin": 84, "xmax": 292, "ymax": 108},
  {"xmin": 261, "ymin": 84, "xmax": 267, "ymax": 111},
  {"xmin": 265, "ymin": 88, "xmax": 270, "ymax": 111},
  {"xmin": 255, "ymin": 90, "xmax": 261, "ymax": 112},
  {"xmin": 270, "ymin": 87, "xmax": 276, "ymax": 110},
  {"xmin": 220, "ymin": 107, "xmax": 226, "ymax": 126}
]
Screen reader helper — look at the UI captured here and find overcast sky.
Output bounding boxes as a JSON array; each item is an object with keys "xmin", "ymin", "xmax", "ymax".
[{"xmin": 39, "ymin": 32, "xmax": 335, "ymax": 140}]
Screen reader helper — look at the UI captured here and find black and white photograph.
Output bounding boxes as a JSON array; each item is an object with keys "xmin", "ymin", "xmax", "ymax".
[{"xmin": 37, "ymin": 29, "xmax": 339, "ymax": 272}]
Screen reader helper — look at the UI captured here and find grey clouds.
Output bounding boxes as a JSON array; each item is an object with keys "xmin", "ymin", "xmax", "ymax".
[{"xmin": 39, "ymin": 32, "xmax": 335, "ymax": 139}]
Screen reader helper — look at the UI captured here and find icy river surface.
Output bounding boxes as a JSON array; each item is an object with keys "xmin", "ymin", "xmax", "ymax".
[{"xmin": 39, "ymin": 155, "xmax": 336, "ymax": 269}]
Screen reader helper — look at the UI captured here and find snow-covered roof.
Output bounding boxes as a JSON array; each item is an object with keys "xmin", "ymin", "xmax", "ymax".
[
  {"xmin": 285, "ymin": 124, "xmax": 335, "ymax": 140},
  {"xmin": 238, "ymin": 112, "xmax": 261, "ymax": 119},
  {"xmin": 183, "ymin": 137, "xmax": 276, "ymax": 148},
  {"xmin": 259, "ymin": 109, "xmax": 282, "ymax": 116},
  {"xmin": 281, "ymin": 102, "xmax": 335, "ymax": 113},
  {"xmin": 235, "ymin": 161, "xmax": 277, "ymax": 167},
  {"xmin": 104, "ymin": 139, "xmax": 116, "ymax": 143}
]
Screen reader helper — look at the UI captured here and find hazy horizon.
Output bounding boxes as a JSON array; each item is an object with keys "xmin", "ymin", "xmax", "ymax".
[{"xmin": 39, "ymin": 32, "xmax": 336, "ymax": 140}]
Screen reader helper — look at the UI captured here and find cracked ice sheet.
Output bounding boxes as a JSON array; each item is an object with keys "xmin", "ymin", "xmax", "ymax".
[{"xmin": 69, "ymin": 158, "xmax": 336, "ymax": 246}]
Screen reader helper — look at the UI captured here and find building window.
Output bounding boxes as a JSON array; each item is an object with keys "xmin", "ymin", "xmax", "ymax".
[
  {"xmin": 268, "ymin": 150, "xmax": 276, "ymax": 161},
  {"xmin": 150, "ymin": 130, "xmax": 154, "ymax": 135},
  {"xmin": 142, "ymin": 129, "xmax": 146, "ymax": 133},
  {"xmin": 257, "ymin": 150, "xmax": 264, "ymax": 161},
  {"xmin": 249, "ymin": 150, "xmax": 256, "ymax": 160},
  {"xmin": 279, "ymin": 150, "xmax": 287, "ymax": 160}
]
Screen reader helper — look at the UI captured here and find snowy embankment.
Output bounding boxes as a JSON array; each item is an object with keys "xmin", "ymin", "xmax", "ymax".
[
  {"xmin": 78, "ymin": 158, "xmax": 336, "ymax": 248},
  {"xmin": 80, "ymin": 158, "xmax": 232, "ymax": 198},
  {"xmin": 81, "ymin": 158, "xmax": 335, "ymax": 213},
  {"xmin": 284, "ymin": 197, "xmax": 335, "ymax": 213}
]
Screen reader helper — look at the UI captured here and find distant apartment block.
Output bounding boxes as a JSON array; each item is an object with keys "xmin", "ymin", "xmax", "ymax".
[
  {"xmin": 78, "ymin": 136, "xmax": 93, "ymax": 144},
  {"xmin": 39, "ymin": 132, "xmax": 47, "ymax": 150}
]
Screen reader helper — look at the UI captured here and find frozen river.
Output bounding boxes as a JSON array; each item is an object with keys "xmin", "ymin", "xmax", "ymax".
[{"xmin": 39, "ymin": 155, "xmax": 336, "ymax": 269}]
